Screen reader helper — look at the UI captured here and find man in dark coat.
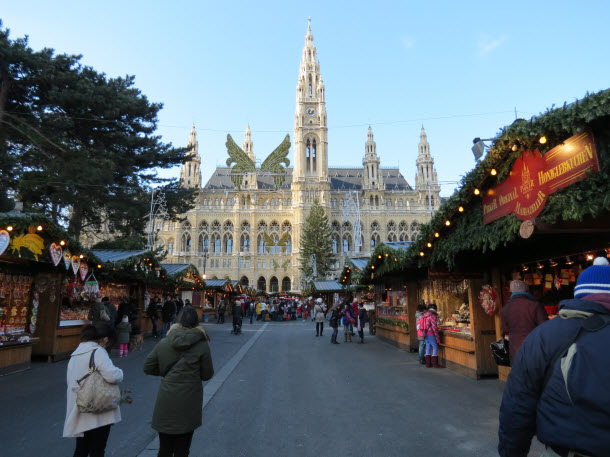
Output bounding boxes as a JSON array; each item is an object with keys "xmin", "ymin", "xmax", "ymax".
[
  {"xmin": 502, "ymin": 280, "xmax": 548, "ymax": 363},
  {"xmin": 217, "ymin": 300, "xmax": 226, "ymax": 324},
  {"xmin": 231, "ymin": 300, "xmax": 243, "ymax": 334},
  {"xmin": 161, "ymin": 296, "xmax": 176, "ymax": 338},
  {"xmin": 499, "ymin": 259, "xmax": 610, "ymax": 457}
]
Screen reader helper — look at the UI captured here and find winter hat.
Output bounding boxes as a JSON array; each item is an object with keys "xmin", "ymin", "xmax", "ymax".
[
  {"xmin": 122, "ymin": 314, "xmax": 129, "ymax": 322},
  {"xmin": 316, "ymin": 298, "xmax": 323, "ymax": 303},
  {"xmin": 510, "ymin": 280, "xmax": 528, "ymax": 293},
  {"xmin": 575, "ymin": 263, "xmax": 610, "ymax": 298}
]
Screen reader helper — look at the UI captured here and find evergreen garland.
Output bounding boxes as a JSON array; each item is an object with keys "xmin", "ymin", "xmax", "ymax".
[{"xmin": 362, "ymin": 88, "xmax": 610, "ymax": 279}]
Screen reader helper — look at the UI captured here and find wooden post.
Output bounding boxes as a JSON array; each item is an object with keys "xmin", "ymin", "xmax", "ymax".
[
  {"xmin": 468, "ymin": 278, "xmax": 498, "ymax": 378},
  {"xmin": 406, "ymin": 279, "xmax": 419, "ymax": 352},
  {"xmin": 492, "ymin": 267, "xmax": 511, "ymax": 381}
]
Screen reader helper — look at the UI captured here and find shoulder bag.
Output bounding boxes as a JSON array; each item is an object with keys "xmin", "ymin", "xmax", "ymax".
[{"xmin": 76, "ymin": 349, "xmax": 121, "ymax": 413}]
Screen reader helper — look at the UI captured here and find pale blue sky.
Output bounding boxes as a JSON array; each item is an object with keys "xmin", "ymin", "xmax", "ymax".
[{"xmin": 3, "ymin": 1, "xmax": 609, "ymax": 196}]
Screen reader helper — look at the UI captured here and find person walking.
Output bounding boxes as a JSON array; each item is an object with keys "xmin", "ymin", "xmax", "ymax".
[
  {"xmin": 232, "ymin": 300, "xmax": 243, "ymax": 334},
  {"xmin": 415, "ymin": 304, "xmax": 427, "ymax": 364},
  {"xmin": 498, "ymin": 259, "xmax": 610, "ymax": 457},
  {"xmin": 314, "ymin": 298, "xmax": 327, "ymax": 337},
  {"xmin": 144, "ymin": 306, "xmax": 215, "ymax": 457},
  {"xmin": 341, "ymin": 303, "xmax": 354, "ymax": 343},
  {"xmin": 116, "ymin": 314, "xmax": 132, "ymax": 357},
  {"xmin": 87, "ymin": 297, "xmax": 112, "ymax": 325},
  {"xmin": 249, "ymin": 301, "xmax": 255, "ymax": 324},
  {"xmin": 356, "ymin": 302, "xmax": 367, "ymax": 343},
  {"xmin": 161, "ymin": 296, "xmax": 176, "ymax": 338},
  {"xmin": 217, "ymin": 300, "xmax": 226, "ymax": 324},
  {"xmin": 329, "ymin": 304, "xmax": 341, "ymax": 344},
  {"xmin": 502, "ymin": 279, "xmax": 548, "ymax": 364},
  {"xmin": 423, "ymin": 304, "xmax": 442, "ymax": 368},
  {"xmin": 64, "ymin": 323, "xmax": 123, "ymax": 457},
  {"xmin": 175, "ymin": 295, "xmax": 184, "ymax": 316}
]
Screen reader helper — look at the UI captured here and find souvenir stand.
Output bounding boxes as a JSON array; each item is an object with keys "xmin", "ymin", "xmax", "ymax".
[
  {"xmin": 309, "ymin": 280, "xmax": 343, "ymax": 306},
  {"xmin": 373, "ymin": 88, "xmax": 610, "ymax": 379},
  {"xmin": 200, "ymin": 278, "xmax": 230, "ymax": 321},
  {"xmin": 0, "ymin": 214, "xmax": 90, "ymax": 369}
]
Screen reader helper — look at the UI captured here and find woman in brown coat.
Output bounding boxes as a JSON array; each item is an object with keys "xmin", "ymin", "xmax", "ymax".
[{"xmin": 501, "ymin": 280, "xmax": 548, "ymax": 363}]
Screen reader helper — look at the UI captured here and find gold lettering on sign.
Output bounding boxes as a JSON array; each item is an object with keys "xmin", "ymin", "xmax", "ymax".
[
  {"xmin": 498, "ymin": 188, "xmax": 518, "ymax": 206},
  {"xmin": 538, "ymin": 143, "xmax": 595, "ymax": 186},
  {"xmin": 483, "ymin": 199, "xmax": 498, "ymax": 215},
  {"xmin": 514, "ymin": 191, "xmax": 546, "ymax": 217}
]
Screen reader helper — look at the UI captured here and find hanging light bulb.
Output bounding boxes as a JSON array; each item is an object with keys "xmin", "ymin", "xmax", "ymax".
[
  {"xmin": 537, "ymin": 262, "xmax": 544, "ymax": 269},
  {"xmin": 521, "ymin": 264, "xmax": 529, "ymax": 272},
  {"xmin": 474, "ymin": 189, "xmax": 480, "ymax": 196},
  {"xmin": 490, "ymin": 169, "xmax": 497, "ymax": 176},
  {"xmin": 60, "ymin": 240, "xmax": 66, "ymax": 246},
  {"xmin": 458, "ymin": 206, "xmax": 464, "ymax": 212},
  {"xmin": 419, "ymin": 252, "xmax": 425, "ymax": 257},
  {"xmin": 37, "ymin": 225, "xmax": 43, "ymax": 231},
  {"xmin": 445, "ymin": 220, "xmax": 451, "ymax": 226},
  {"xmin": 549, "ymin": 259, "xmax": 558, "ymax": 267},
  {"xmin": 565, "ymin": 256, "xmax": 574, "ymax": 265},
  {"xmin": 539, "ymin": 136, "xmax": 547, "ymax": 144},
  {"xmin": 586, "ymin": 254, "xmax": 594, "ymax": 261},
  {"xmin": 427, "ymin": 242, "xmax": 432, "ymax": 248},
  {"xmin": 434, "ymin": 232, "xmax": 440, "ymax": 238}
]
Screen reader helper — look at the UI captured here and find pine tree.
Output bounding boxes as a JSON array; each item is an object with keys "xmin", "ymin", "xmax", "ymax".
[
  {"xmin": 300, "ymin": 198, "xmax": 335, "ymax": 282},
  {"xmin": 0, "ymin": 21, "xmax": 195, "ymax": 236}
]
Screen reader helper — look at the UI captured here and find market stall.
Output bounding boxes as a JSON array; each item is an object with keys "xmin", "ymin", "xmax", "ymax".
[
  {"xmin": 0, "ymin": 214, "xmax": 91, "ymax": 369},
  {"xmin": 361, "ymin": 89, "xmax": 610, "ymax": 380}
]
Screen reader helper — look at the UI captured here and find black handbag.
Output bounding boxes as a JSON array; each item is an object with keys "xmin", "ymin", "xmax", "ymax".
[{"xmin": 491, "ymin": 338, "xmax": 510, "ymax": 367}]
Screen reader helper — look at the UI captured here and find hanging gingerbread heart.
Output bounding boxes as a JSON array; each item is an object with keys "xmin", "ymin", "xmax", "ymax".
[
  {"xmin": 79, "ymin": 262, "xmax": 88, "ymax": 281},
  {"xmin": 0, "ymin": 230, "xmax": 9, "ymax": 256},
  {"xmin": 64, "ymin": 251, "xmax": 72, "ymax": 270},
  {"xmin": 49, "ymin": 243, "xmax": 62, "ymax": 266},
  {"xmin": 71, "ymin": 256, "xmax": 80, "ymax": 275}
]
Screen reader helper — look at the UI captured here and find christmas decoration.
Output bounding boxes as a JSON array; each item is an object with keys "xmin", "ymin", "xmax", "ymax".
[
  {"xmin": 79, "ymin": 262, "xmax": 88, "ymax": 281},
  {"xmin": 64, "ymin": 251, "xmax": 72, "ymax": 270},
  {"xmin": 0, "ymin": 230, "xmax": 9, "ymax": 255},
  {"xmin": 71, "ymin": 256, "xmax": 81, "ymax": 275},
  {"xmin": 9, "ymin": 231, "xmax": 45, "ymax": 260},
  {"xmin": 49, "ymin": 243, "xmax": 63, "ymax": 266},
  {"xmin": 226, "ymin": 134, "xmax": 291, "ymax": 189},
  {"xmin": 478, "ymin": 284, "xmax": 496, "ymax": 316}
]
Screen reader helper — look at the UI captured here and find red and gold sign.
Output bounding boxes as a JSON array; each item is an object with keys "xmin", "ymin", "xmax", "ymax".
[{"xmin": 482, "ymin": 130, "xmax": 599, "ymax": 224}]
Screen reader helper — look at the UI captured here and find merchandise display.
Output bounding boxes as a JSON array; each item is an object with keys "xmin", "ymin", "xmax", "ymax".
[{"xmin": 0, "ymin": 272, "xmax": 34, "ymax": 338}]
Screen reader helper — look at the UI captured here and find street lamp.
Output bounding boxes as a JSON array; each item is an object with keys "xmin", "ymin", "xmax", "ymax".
[{"xmin": 202, "ymin": 247, "xmax": 209, "ymax": 280}]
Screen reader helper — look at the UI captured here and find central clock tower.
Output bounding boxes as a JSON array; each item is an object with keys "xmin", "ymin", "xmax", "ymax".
[{"xmin": 293, "ymin": 17, "xmax": 328, "ymax": 183}]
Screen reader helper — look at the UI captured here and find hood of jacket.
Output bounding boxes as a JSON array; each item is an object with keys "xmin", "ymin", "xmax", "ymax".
[
  {"xmin": 165, "ymin": 324, "xmax": 207, "ymax": 350},
  {"xmin": 70, "ymin": 341, "xmax": 102, "ymax": 357},
  {"xmin": 559, "ymin": 297, "xmax": 610, "ymax": 316}
]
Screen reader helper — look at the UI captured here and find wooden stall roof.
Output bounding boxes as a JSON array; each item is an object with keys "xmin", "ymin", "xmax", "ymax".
[{"xmin": 312, "ymin": 280, "xmax": 343, "ymax": 292}]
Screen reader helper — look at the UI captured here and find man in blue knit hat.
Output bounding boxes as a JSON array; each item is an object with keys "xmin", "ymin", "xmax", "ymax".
[{"xmin": 499, "ymin": 257, "xmax": 610, "ymax": 457}]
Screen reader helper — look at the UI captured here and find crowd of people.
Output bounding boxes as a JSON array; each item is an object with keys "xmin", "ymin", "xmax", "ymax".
[{"xmin": 63, "ymin": 259, "xmax": 610, "ymax": 456}]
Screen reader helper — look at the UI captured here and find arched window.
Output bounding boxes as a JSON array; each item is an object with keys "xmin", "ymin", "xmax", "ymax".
[
  {"xmin": 240, "ymin": 276, "xmax": 249, "ymax": 286},
  {"xmin": 282, "ymin": 277, "xmax": 291, "ymax": 292},
  {"xmin": 306, "ymin": 139, "xmax": 311, "ymax": 158},
  {"xmin": 241, "ymin": 234, "xmax": 250, "ymax": 252},
  {"xmin": 332, "ymin": 235, "xmax": 339, "ymax": 253},
  {"xmin": 258, "ymin": 234, "xmax": 265, "ymax": 254},
  {"xmin": 214, "ymin": 235, "xmax": 221, "ymax": 253},
  {"xmin": 198, "ymin": 234, "xmax": 208, "ymax": 252},
  {"xmin": 286, "ymin": 235, "xmax": 292, "ymax": 254},
  {"xmin": 370, "ymin": 196, "xmax": 374, "ymax": 206},
  {"xmin": 270, "ymin": 277, "xmax": 279, "ymax": 293},
  {"xmin": 257, "ymin": 277, "xmax": 266, "ymax": 292},
  {"xmin": 182, "ymin": 233, "xmax": 191, "ymax": 252},
  {"xmin": 224, "ymin": 234, "xmax": 233, "ymax": 253},
  {"xmin": 375, "ymin": 196, "xmax": 379, "ymax": 207},
  {"xmin": 167, "ymin": 240, "xmax": 174, "ymax": 255},
  {"xmin": 342, "ymin": 234, "xmax": 351, "ymax": 253}
]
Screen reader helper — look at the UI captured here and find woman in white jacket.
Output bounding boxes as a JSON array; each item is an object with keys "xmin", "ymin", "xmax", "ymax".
[{"xmin": 64, "ymin": 323, "xmax": 123, "ymax": 457}]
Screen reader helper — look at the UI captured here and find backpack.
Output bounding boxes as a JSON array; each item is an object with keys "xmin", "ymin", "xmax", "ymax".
[{"xmin": 417, "ymin": 315, "xmax": 428, "ymax": 338}]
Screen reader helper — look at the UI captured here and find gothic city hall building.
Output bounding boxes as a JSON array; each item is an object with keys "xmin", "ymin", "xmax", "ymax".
[{"xmin": 159, "ymin": 19, "xmax": 441, "ymax": 293}]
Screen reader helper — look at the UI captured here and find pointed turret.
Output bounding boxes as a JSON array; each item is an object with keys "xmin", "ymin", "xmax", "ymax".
[
  {"xmin": 242, "ymin": 124, "xmax": 255, "ymax": 161},
  {"xmin": 362, "ymin": 126, "xmax": 382, "ymax": 190},
  {"xmin": 180, "ymin": 124, "xmax": 201, "ymax": 189},
  {"xmin": 415, "ymin": 127, "xmax": 440, "ymax": 209}
]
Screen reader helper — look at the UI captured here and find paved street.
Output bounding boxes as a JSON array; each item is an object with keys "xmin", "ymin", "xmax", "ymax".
[{"xmin": 1, "ymin": 320, "xmax": 543, "ymax": 457}]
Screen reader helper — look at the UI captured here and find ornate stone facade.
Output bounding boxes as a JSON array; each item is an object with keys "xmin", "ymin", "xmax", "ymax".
[{"xmin": 159, "ymin": 19, "xmax": 440, "ymax": 292}]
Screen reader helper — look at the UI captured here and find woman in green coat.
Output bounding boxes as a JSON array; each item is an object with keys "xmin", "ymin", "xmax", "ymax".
[{"xmin": 143, "ymin": 306, "xmax": 214, "ymax": 457}]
